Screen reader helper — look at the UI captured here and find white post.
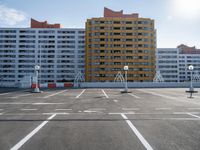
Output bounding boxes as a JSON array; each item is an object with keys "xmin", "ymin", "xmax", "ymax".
[
  {"xmin": 189, "ymin": 65, "xmax": 194, "ymax": 91},
  {"xmin": 33, "ymin": 65, "xmax": 41, "ymax": 93},
  {"xmin": 124, "ymin": 66, "xmax": 129, "ymax": 92}
]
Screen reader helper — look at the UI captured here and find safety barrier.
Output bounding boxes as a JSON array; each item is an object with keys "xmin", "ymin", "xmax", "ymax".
[{"xmin": 30, "ymin": 82, "xmax": 73, "ymax": 89}]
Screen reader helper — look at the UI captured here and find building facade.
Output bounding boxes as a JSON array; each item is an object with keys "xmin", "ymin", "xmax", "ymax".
[
  {"xmin": 156, "ymin": 45, "xmax": 200, "ymax": 82},
  {"xmin": 85, "ymin": 8, "xmax": 156, "ymax": 82},
  {"xmin": 0, "ymin": 19, "xmax": 85, "ymax": 86},
  {"xmin": 156, "ymin": 48, "xmax": 179, "ymax": 82}
]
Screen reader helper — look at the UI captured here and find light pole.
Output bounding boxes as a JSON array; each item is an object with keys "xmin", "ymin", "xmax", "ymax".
[
  {"xmin": 186, "ymin": 65, "xmax": 198, "ymax": 98},
  {"xmin": 188, "ymin": 65, "xmax": 194, "ymax": 91},
  {"xmin": 33, "ymin": 65, "xmax": 41, "ymax": 93},
  {"xmin": 124, "ymin": 65, "xmax": 128, "ymax": 93}
]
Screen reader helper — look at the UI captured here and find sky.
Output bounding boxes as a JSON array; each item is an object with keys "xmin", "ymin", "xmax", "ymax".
[{"xmin": 0, "ymin": 0, "xmax": 199, "ymax": 48}]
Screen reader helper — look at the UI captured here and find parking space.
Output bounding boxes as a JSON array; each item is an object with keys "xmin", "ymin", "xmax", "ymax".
[{"xmin": 0, "ymin": 88, "xmax": 200, "ymax": 150}]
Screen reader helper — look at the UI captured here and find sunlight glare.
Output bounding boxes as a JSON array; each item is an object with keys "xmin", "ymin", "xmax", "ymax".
[{"xmin": 174, "ymin": 0, "xmax": 200, "ymax": 18}]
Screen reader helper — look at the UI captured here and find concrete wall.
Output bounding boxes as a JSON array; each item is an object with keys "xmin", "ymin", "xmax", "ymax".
[
  {"xmin": 80, "ymin": 82, "xmax": 200, "ymax": 88},
  {"xmin": 1, "ymin": 81, "xmax": 200, "ymax": 88}
]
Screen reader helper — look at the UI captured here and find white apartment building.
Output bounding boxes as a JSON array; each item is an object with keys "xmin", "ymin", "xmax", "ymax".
[
  {"xmin": 156, "ymin": 48, "xmax": 179, "ymax": 82},
  {"xmin": 0, "ymin": 27, "xmax": 85, "ymax": 86},
  {"xmin": 157, "ymin": 45, "xmax": 200, "ymax": 82}
]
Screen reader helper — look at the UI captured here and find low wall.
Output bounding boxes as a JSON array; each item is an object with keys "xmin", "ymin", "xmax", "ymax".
[
  {"xmin": 79, "ymin": 82, "xmax": 200, "ymax": 88},
  {"xmin": 1, "ymin": 82, "xmax": 200, "ymax": 88}
]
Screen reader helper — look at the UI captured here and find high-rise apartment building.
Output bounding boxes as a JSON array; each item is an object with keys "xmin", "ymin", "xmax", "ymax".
[
  {"xmin": 85, "ymin": 8, "xmax": 156, "ymax": 82},
  {"xmin": 157, "ymin": 44, "xmax": 200, "ymax": 82},
  {"xmin": 0, "ymin": 19, "xmax": 85, "ymax": 86}
]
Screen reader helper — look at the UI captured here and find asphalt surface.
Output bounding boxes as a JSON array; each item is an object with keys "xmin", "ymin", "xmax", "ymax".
[{"xmin": 0, "ymin": 88, "xmax": 200, "ymax": 150}]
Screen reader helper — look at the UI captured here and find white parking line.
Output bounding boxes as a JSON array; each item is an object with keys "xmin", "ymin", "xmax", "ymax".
[
  {"xmin": 101, "ymin": 89, "xmax": 109, "ymax": 98},
  {"xmin": 20, "ymin": 109, "xmax": 37, "ymax": 111},
  {"xmin": 155, "ymin": 108, "xmax": 172, "ymax": 110},
  {"xmin": 43, "ymin": 90, "xmax": 68, "ymax": 99},
  {"xmin": 128, "ymin": 93, "xmax": 140, "ymax": 99},
  {"xmin": 10, "ymin": 94, "xmax": 32, "ymax": 99},
  {"xmin": 10, "ymin": 114, "xmax": 56, "ymax": 150},
  {"xmin": 88, "ymin": 108, "xmax": 106, "ymax": 111},
  {"xmin": 55, "ymin": 109, "xmax": 72, "ymax": 111},
  {"xmin": 113, "ymin": 99, "xmax": 118, "ymax": 103},
  {"xmin": 109, "ymin": 112, "xmax": 135, "ymax": 115},
  {"xmin": 0, "ymin": 92, "xmax": 11, "ymax": 96},
  {"xmin": 83, "ymin": 110, "xmax": 103, "ymax": 113},
  {"xmin": 0, "ymin": 102, "xmax": 33, "ymax": 105},
  {"xmin": 0, "ymin": 102, "xmax": 66, "ymax": 105},
  {"xmin": 122, "ymin": 108, "xmax": 140, "ymax": 111},
  {"xmin": 173, "ymin": 112, "xmax": 199, "ymax": 114},
  {"xmin": 121, "ymin": 113, "xmax": 154, "ymax": 150},
  {"xmin": 76, "ymin": 89, "xmax": 86, "ymax": 99},
  {"xmin": 33, "ymin": 103, "xmax": 65, "ymax": 105},
  {"xmin": 43, "ymin": 112, "xmax": 69, "ymax": 115},
  {"xmin": 187, "ymin": 113, "xmax": 200, "ymax": 119}
]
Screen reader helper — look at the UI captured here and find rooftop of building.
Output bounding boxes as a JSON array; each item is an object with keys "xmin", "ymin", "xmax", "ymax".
[
  {"xmin": 30, "ymin": 18, "xmax": 61, "ymax": 28},
  {"xmin": 178, "ymin": 44, "xmax": 200, "ymax": 54},
  {"xmin": 104, "ymin": 7, "xmax": 139, "ymax": 18}
]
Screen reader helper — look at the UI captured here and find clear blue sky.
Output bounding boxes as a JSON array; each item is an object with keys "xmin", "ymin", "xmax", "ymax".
[{"xmin": 0, "ymin": 0, "xmax": 199, "ymax": 48}]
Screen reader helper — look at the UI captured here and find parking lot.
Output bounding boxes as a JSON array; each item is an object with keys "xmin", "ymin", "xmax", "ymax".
[{"xmin": 0, "ymin": 88, "xmax": 200, "ymax": 150}]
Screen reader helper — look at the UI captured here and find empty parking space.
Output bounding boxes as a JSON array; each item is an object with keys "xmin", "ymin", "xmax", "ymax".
[{"xmin": 0, "ymin": 88, "xmax": 199, "ymax": 150}]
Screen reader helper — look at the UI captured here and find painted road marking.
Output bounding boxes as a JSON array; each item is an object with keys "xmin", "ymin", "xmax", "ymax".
[
  {"xmin": 122, "ymin": 108, "xmax": 140, "ymax": 111},
  {"xmin": 43, "ymin": 112, "xmax": 69, "ymax": 115},
  {"xmin": 76, "ymin": 89, "xmax": 86, "ymax": 99},
  {"xmin": 101, "ymin": 89, "xmax": 109, "ymax": 98},
  {"xmin": 155, "ymin": 108, "xmax": 172, "ymax": 110},
  {"xmin": 43, "ymin": 90, "xmax": 68, "ymax": 98},
  {"xmin": 83, "ymin": 110, "xmax": 98, "ymax": 113},
  {"xmin": 0, "ymin": 92, "xmax": 11, "ymax": 96},
  {"xmin": 113, "ymin": 99, "xmax": 118, "ymax": 102},
  {"xmin": 10, "ymin": 114, "xmax": 56, "ymax": 150},
  {"xmin": 0, "ymin": 103, "xmax": 33, "ymax": 105},
  {"xmin": 128, "ymin": 93, "xmax": 140, "ymax": 99},
  {"xmin": 109, "ymin": 112, "xmax": 135, "ymax": 115},
  {"xmin": 0, "ymin": 102, "xmax": 65, "ymax": 105},
  {"xmin": 173, "ymin": 112, "xmax": 199, "ymax": 114},
  {"xmin": 55, "ymin": 109, "xmax": 72, "ymax": 111},
  {"xmin": 88, "ymin": 108, "xmax": 106, "ymax": 111},
  {"xmin": 10, "ymin": 94, "xmax": 32, "ymax": 99},
  {"xmin": 33, "ymin": 103, "xmax": 65, "ymax": 105},
  {"xmin": 121, "ymin": 113, "xmax": 154, "ymax": 150},
  {"xmin": 21, "ymin": 109, "xmax": 37, "ymax": 111},
  {"xmin": 187, "ymin": 113, "xmax": 200, "ymax": 119}
]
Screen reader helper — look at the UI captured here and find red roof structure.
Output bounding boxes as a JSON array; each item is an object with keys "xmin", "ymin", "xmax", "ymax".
[
  {"xmin": 31, "ymin": 18, "xmax": 61, "ymax": 28},
  {"xmin": 178, "ymin": 44, "xmax": 200, "ymax": 54},
  {"xmin": 104, "ymin": 7, "xmax": 138, "ymax": 18}
]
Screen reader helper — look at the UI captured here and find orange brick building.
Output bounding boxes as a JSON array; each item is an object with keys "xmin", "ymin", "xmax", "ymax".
[{"xmin": 85, "ymin": 8, "xmax": 156, "ymax": 82}]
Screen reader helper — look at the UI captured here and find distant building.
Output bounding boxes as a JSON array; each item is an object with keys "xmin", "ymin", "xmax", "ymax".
[
  {"xmin": 85, "ymin": 7, "xmax": 156, "ymax": 82},
  {"xmin": 31, "ymin": 18, "xmax": 61, "ymax": 28},
  {"xmin": 157, "ymin": 44, "xmax": 200, "ymax": 82},
  {"xmin": 0, "ymin": 19, "xmax": 85, "ymax": 86}
]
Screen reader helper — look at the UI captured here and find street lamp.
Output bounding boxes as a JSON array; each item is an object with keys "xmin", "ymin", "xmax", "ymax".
[
  {"xmin": 186, "ymin": 65, "xmax": 198, "ymax": 98},
  {"xmin": 123, "ymin": 65, "xmax": 128, "ymax": 93},
  {"xmin": 188, "ymin": 65, "xmax": 194, "ymax": 91},
  {"xmin": 33, "ymin": 65, "xmax": 41, "ymax": 93}
]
